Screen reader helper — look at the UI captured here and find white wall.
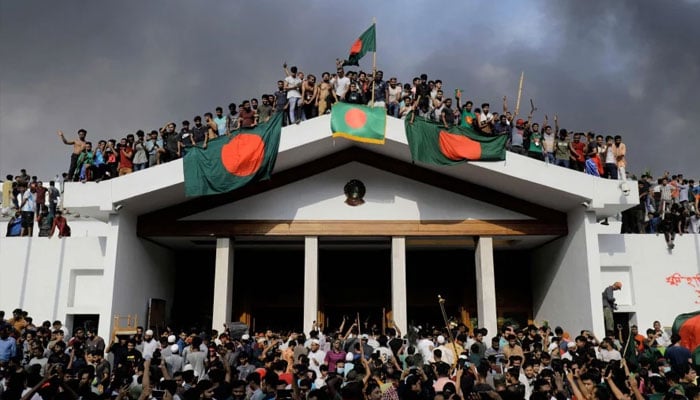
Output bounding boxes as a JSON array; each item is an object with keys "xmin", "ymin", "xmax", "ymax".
[
  {"xmin": 183, "ymin": 162, "xmax": 531, "ymax": 221},
  {"xmin": 0, "ymin": 232, "xmax": 112, "ymax": 337},
  {"xmin": 531, "ymin": 207, "xmax": 604, "ymax": 335},
  {"xmin": 106, "ymin": 211, "xmax": 176, "ymax": 335},
  {"xmin": 599, "ymin": 233, "xmax": 700, "ymax": 331}
]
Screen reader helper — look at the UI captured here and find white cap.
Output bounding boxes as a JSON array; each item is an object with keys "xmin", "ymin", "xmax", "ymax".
[
  {"xmin": 548, "ymin": 343, "xmax": 559, "ymax": 352},
  {"xmin": 168, "ymin": 335, "xmax": 176, "ymax": 343},
  {"xmin": 345, "ymin": 352, "xmax": 355, "ymax": 362},
  {"xmin": 437, "ymin": 335, "xmax": 446, "ymax": 344},
  {"xmin": 361, "ymin": 334, "xmax": 369, "ymax": 340},
  {"xmin": 241, "ymin": 334, "xmax": 250, "ymax": 340},
  {"xmin": 310, "ymin": 339, "xmax": 320, "ymax": 345},
  {"xmin": 145, "ymin": 329, "xmax": 154, "ymax": 336},
  {"xmin": 170, "ymin": 344, "xmax": 179, "ymax": 353},
  {"xmin": 567, "ymin": 341, "xmax": 577, "ymax": 349}
]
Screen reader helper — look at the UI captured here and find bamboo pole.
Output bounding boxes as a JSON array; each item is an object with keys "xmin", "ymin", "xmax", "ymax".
[
  {"xmin": 515, "ymin": 71, "xmax": 524, "ymax": 115},
  {"xmin": 370, "ymin": 17, "xmax": 377, "ymax": 106}
]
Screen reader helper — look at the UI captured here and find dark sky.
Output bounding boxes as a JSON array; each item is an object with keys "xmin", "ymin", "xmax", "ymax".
[{"xmin": 1, "ymin": 0, "xmax": 698, "ymax": 180}]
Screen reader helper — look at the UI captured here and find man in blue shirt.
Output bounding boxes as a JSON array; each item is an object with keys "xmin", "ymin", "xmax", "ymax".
[
  {"xmin": 665, "ymin": 333, "xmax": 692, "ymax": 373},
  {"xmin": 0, "ymin": 325, "xmax": 17, "ymax": 363}
]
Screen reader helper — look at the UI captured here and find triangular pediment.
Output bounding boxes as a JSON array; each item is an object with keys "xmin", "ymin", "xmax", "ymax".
[
  {"xmin": 181, "ymin": 162, "xmax": 532, "ymax": 222},
  {"xmin": 137, "ymin": 147, "xmax": 566, "ymax": 238}
]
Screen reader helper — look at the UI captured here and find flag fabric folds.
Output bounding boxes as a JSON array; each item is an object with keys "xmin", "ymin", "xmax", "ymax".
[
  {"xmin": 343, "ymin": 24, "xmax": 376, "ymax": 66},
  {"xmin": 404, "ymin": 113, "xmax": 507, "ymax": 165},
  {"xmin": 331, "ymin": 102, "xmax": 387, "ymax": 144},
  {"xmin": 183, "ymin": 113, "xmax": 283, "ymax": 197},
  {"xmin": 672, "ymin": 311, "xmax": 700, "ymax": 351}
]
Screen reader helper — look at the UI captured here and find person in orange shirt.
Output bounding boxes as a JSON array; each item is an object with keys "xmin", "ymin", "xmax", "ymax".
[
  {"xmin": 8, "ymin": 308, "xmax": 28, "ymax": 335},
  {"xmin": 630, "ymin": 325, "xmax": 646, "ymax": 352}
]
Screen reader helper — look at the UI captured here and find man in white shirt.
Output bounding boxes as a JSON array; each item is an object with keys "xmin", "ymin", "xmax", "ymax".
[
  {"xmin": 331, "ymin": 67, "xmax": 350, "ymax": 101},
  {"xmin": 597, "ymin": 338, "xmax": 621, "ymax": 362},
  {"xmin": 283, "ymin": 64, "xmax": 303, "ymax": 124},
  {"xmin": 307, "ymin": 339, "xmax": 326, "ymax": 377},
  {"xmin": 141, "ymin": 329, "xmax": 160, "ymax": 360},
  {"xmin": 653, "ymin": 321, "xmax": 671, "ymax": 347},
  {"xmin": 19, "ymin": 184, "xmax": 36, "ymax": 237}
]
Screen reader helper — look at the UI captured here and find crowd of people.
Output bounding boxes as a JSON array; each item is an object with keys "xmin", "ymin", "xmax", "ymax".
[
  {"xmin": 1, "ymin": 171, "xmax": 70, "ymax": 238},
  {"xmin": 43, "ymin": 60, "xmax": 642, "ymax": 183},
  {"xmin": 1, "ymin": 62, "xmax": 699, "ymax": 238},
  {"xmin": 0, "ymin": 307, "xmax": 695, "ymax": 400}
]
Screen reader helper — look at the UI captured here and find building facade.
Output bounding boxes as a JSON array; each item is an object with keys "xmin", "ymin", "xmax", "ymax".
[{"xmin": 1, "ymin": 116, "xmax": 697, "ymax": 338}]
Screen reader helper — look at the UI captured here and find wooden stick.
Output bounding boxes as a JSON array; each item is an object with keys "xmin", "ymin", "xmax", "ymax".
[
  {"xmin": 357, "ymin": 312, "xmax": 364, "ymax": 359},
  {"xmin": 515, "ymin": 71, "xmax": 524, "ymax": 115},
  {"xmin": 438, "ymin": 295, "xmax": 459, "ymax": 368}
]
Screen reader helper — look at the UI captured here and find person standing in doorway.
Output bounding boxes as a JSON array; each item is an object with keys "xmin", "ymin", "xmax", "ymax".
[{"xmin": 602, "ymin": 282, "xmax": 622, "ymax": 337}]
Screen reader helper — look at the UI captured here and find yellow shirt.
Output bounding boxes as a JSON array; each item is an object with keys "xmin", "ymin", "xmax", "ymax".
[{"xmin": 2, "ymin": 181, "xmax": 13, "ymax": 208}]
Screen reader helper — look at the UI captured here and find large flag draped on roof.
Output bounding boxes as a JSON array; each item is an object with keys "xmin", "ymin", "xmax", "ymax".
[
  {"xmin": 404, "ymin": 113, "xmax": 507, "ymax": 165},
  {"xmin": 343, "ymin": 24, "xmax": 376, "ymax": 66},
  {"xmin": 331, "ymin": 102, "xmax": 386, "ymax": 144},
  {"xmin": 183, "ymin": 113, "xmax": 283, "ymax": 197}
]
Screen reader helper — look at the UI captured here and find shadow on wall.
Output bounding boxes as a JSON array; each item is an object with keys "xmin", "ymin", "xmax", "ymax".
[{"xmin": 598, "ymin": 234, "xmax": 626, "ymax": 254}]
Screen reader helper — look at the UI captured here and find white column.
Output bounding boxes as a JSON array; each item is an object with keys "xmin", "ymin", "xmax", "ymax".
[
  {"xmin": 391, "ymin": 237, "xmax": 408, "ymax": 335},
  {"xmin": 475, "ymin": 237, "xmax": 497, "ymax": 336},
  {"xmin": 303, "ymin": 236, "xmax": 319, "ymax": 335},
  {"xmin": 212, "ymin": 238, "xmax": 234, "ymax": 331}
]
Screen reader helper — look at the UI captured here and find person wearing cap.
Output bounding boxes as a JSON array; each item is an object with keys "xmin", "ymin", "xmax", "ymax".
[
  {"xmin": 307, "ymin": 339, "xmax": 325, "ymax": 377},
  {"xmin": 602, "ymin": 282, "xmax": 622, "ymax": 336},
  {"xmin": 164, "ymin": 343, "xmax": 184, "ymax": 376},
  {"xmin": 142, "ymin": 329, "xmax": 161, "ymax": 360},
  {"xmin": 161, "ymin": 334, "xmax": 177, "ymax": 357},
  {"xmin": 434, "ymin": 335, "xmax": 455, "ymax": 365}
]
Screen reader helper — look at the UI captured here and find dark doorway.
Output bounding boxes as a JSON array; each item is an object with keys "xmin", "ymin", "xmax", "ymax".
[
  {"xmin": 319, "ymin": 247, "xmax": 391, "ymax": 333},
  {"xmin": 406, "ymin": 249, "xmax": 476, "ymax": 329},
  {"xmin": 234, "ymin": 248, "xmax": 304, "ymax": 332}
]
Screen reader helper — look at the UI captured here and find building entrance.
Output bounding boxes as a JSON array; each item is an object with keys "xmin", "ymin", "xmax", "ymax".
[{"xmin": 318, "ymin": 247, "xmax": 391, "ymax": 332}]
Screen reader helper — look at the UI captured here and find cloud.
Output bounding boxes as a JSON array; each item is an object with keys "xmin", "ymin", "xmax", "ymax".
[{"xmin": 1, "ymin": 0, "xmax": 698, "ymax": 181}]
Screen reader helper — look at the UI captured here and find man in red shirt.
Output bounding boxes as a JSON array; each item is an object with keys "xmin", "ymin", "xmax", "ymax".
[
  {"xmin": 569, "ymin": 132, "xmax": 586, "ymax": 172},
  {"xmin": 238, "ymin": 100, "xmax": 257, "ymax": 129},
  {"xmin": 118, "ymin": 138, "xmax": 134, "ymax": 176}
]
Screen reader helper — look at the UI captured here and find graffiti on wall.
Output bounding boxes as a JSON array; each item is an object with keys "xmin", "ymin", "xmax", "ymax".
[{"xmin": 666, "ymin": 273, "xmax": 700, "ymax": 303}]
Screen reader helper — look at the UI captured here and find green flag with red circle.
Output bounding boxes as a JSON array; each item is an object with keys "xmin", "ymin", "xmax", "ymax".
[
  {"xmin": 183, "ymin": 112, "xmax": 283, "ymax": 196},
  {"xmin": 331, "ymin": 102, "xmax": 387, "ymax": 144},
  {"xmin": 672, "ymin": 311, "xmax": 700, "ymax": 351},
  {"xmin": 404, "ymin": 112, "xmax": 507, "ymax": 165},
  {"xmin": 343, "ymin": 24, "xmax": 376, "ymax": 67}
]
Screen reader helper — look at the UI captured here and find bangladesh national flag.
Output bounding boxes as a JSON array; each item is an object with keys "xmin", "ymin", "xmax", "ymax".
[
  {"xmin": 672, "ymin": 311, "xmax": 700, "ymax": 351},
  {"xmin": 343, "ymin": 24, "xmax": 376, "ymax": 66},
  {"xmin": 183, "ymin": 113, "xmax": 283, "ymax": 197},
  {"xmin": 404, "ymin": 112, "xmax": 507, "ymax": 165},
  {"xmin": 331, "ymin": 102, "xmax": 386, "ymax": 144}
]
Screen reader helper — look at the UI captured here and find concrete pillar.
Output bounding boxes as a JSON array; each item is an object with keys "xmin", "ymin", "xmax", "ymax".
[
  {"xmin": 212, "ymin": 238, "xmax": 234, "ymax": 331},
  {"xmin": 475, "ymin": 237, "xmax": 498, "ymax": 336},
  {"xmin": 391, "ymin": 237, "xmax": 408, "ymax": 335},
  {"xmin": 303, "ymin": 236, "xmax": 319, "ymax": 335}
]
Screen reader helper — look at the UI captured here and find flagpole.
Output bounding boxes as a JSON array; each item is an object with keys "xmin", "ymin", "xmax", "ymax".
[
  {"xmin": 515, "ymin": 71, "xmax": 524, "ymax": 115},
  {"xmin": 370, "ymin": 17, "xmax": 377, "ymax": 106}
]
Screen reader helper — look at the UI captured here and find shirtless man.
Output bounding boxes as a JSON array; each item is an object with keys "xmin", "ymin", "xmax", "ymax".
[
  {"xmin": 301, "ymin": 74, "xmax": 318, "ymax": 120},
  {"xmin": 316, "ymin": 72, "xmax": 335, "ymax": 115},
  {"xmin": 57, "ymin": 129, "xmax": 87, "ymax": 181},
  {"xmin": 204, "ymin": 112, "xmax": 218, "ymax": 143}
]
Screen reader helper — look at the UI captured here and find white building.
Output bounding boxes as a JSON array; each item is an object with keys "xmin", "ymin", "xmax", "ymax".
[{"xmin": 1, "ymin": 115, "xmax": 697, "ymax": 339}]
